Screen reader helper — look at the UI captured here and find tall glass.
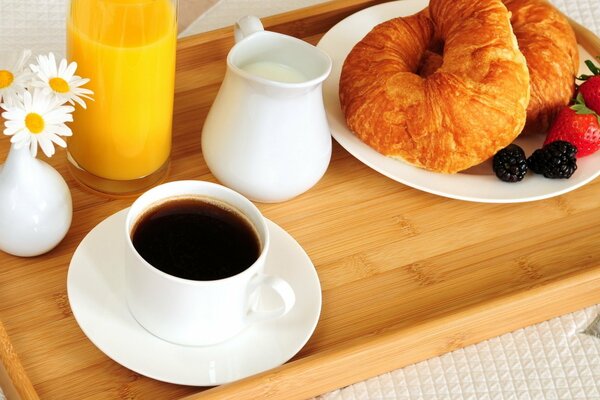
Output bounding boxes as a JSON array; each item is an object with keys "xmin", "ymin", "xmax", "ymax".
[{"xmin": 66, "ymin": 0, "xmax": 177, "ymax": 196}]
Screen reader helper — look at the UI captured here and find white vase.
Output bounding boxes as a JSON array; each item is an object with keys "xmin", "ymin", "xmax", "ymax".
[{"xmin": 0, "ymin": 144, "xmax": 72, "ymax": 257}]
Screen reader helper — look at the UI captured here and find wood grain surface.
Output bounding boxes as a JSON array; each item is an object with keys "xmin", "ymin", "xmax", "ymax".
[
  {"xmin": 2, "ymin": 1, "xmax": 600, "ymax": 399},
  {"xmin": 0, "ymin": 320, "xmax": 36, "ymax": 400}
]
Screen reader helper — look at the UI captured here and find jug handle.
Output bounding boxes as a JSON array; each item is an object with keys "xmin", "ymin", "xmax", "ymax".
[{"xmin": 234, "ymin": 16, "xmax": 264, "ymax": 43}]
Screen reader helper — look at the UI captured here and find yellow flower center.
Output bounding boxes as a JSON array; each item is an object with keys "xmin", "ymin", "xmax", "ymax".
[
  {"xmin": 0, "ymin": 70, "xmax": 14, "ymax": 89},
  {"xmin": 49, "ymin": 77, "xmax": 70, "ymax": 93},
  {"xmin": 25, "ymin": 113, "xmax": 45, "ymax": 134}
]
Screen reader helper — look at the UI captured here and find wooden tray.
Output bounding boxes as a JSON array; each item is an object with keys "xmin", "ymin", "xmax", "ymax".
[{"xmin": 2, "ymin": 1, "xmax": 600, "ymax": 399}]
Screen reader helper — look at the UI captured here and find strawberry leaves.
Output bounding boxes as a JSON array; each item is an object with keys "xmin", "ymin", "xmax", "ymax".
[
  {"xmin": 571, "ymin": 93, "xmax": 600, "ymax": 125},
  {"xmin": 577, "ymin": 56, "xmax": 600, "ymax": 81}
]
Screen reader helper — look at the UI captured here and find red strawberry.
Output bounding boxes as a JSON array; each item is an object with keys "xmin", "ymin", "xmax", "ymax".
[
  {"xmin": 544, "ymin": 95, "xmax": 600, "ymax": 157},
  {"xmin": 578, "ymin": 58, "xmax": 600, "ymax": 114}
]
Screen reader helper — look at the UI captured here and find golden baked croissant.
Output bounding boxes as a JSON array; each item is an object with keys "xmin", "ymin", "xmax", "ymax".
[
  {"xmin": 503, "ymin": 0, "xmax": 579, "ymax": 133},
  {"xmin": 412, "ymin": 1, "xmax": 578, "ymax": 133},
  {"xmin": 339, "ymin": 0, "xmax": 530, "ymax": 173},
  {"xmin": 408, "ymin": 0, "xmax": 578, "ymax": 133}
]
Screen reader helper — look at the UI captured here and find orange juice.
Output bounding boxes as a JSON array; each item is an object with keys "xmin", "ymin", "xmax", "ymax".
[{"xmin": 67, "ymin": 0, "xmax": 177, "ymax": 182}]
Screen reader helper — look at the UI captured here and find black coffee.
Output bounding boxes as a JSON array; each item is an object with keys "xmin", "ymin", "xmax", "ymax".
[{"xmin": 131, "ymin": 196, "xmax": 261, "ymax": 281}]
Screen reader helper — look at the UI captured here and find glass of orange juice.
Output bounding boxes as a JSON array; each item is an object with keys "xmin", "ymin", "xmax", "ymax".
[{"xmin": 66, "ymin": 0, "xmax": 177, "ymax": 195}]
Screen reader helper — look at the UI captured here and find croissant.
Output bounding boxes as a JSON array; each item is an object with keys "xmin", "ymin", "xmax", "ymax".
[
  {"xmin": 418, "ymin": 0, "xmax": 579, "ymax": 133},
  {"xmin": 503, "ymin": 0, "xmax": 579, "ymax": 134},
  {"xmin": 339, "ymin": 0, "xmax": 530, "ymax": 173}
]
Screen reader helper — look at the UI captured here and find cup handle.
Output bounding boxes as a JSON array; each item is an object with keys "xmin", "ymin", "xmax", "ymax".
[
  {"xmin": 234, "ymin": 15, "xmax": 264, "ymax": 43},
  {"xmin": 245, "ymin": 273, "xmax": 295, "ymax": 324}
]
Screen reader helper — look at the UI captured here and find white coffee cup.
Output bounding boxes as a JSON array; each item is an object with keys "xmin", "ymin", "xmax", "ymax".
[{"xmin": 124, "ymin": 180, "xmax": 296, "ymax": 346}]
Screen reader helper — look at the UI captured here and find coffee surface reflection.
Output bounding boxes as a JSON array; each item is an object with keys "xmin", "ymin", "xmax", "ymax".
[{"xmin": 131, "ymin": 196, "xmax": 260, "ymax": 281}]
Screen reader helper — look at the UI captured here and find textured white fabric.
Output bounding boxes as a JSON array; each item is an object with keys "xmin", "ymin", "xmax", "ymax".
[
  {"xmin": 552, "ymin": 0, "xmax": 600, "ymax": 37},
  {"xmin": 0, "ymin": 0, "xmax": 66, "ymax": 56},
  {"xmin": 317, "ymin": 305, "xmax": 600, "ymax": 400}
]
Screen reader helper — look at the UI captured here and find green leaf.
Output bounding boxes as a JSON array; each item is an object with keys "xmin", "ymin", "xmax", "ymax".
[
  {"xmin": 572, "ymin": 93, "xmax": 594, "ymax": 113},
  {"xmin": 572, "ymin": 104, "xmax": 595, "ymax": 114},
  {"xmin": 586, "ymin": 60, "xmax": 600, "ymax": 75},
  {"xmin": 571, "ymin": 93, "xmax": 600, "ymax": 124}
]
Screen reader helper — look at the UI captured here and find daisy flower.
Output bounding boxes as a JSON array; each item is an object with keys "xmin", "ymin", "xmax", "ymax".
[
  {"xmin": 2, "ymin": 89, "xmax": 74, "ymax": 158},
  {"xmin": 30, "ymin": 52, "xmax": 93, "ymax": 109},
  {"xmin": 0, "ymin": 49, "xmax": 32, "ymax": 106}
]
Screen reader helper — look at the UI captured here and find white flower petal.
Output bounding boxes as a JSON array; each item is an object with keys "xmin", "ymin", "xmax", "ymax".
[
  {"xmin": 48, "ymin": 53, "xmax": 58, "ymax": 77},
  {"xmin": 58, "ymin": 58, "xmax": 68, "ymax": 76},
  {"xmin": 52, "ymin": 124, "xmax": 73, "ymax": 137},
  {"xmin": 71, "ymin": 95, "xmax": 87, "ymax": 109},
  {"xmin": 4, "ymin": 119, "xmax": 24, "ymax": 128},
  {"xmin": 47, "ymin": 133, "xmax": 67, "ymax": 148},
  {"xmin": 4, "ymin": 125, "xmax": 23, "ymax": 136},
  {"xmin": 62, "ymin": 104, "xmax": 75, "ymax": 114},
  {"xmin": 71, "ymin": 77, "xmax": 90, "ymax": 87},
  {"xmin": 43, "ymin": 109, "xmax": 71, "ymax": 124},
  {"xmin": 22, "ymin": 90, "xmax": 33, "ymax": 111},
  {"xmin": 2, "ymin": 108, "xmax": 25, "ymax": 120},
  {"xmin": 31, "ymin": 89, "xmax": 54, "ymax": 112},
  {"xmin": 30, "ymin": 91, "xmax": 44, "ymax": 111},
  {"xmin": 73, "ymin": 87, "xmax": 94, "ymax": 96},
  {"xmin": 44, "ymin": 102, "xmax": 71, "ymax": 114},
  {"xmin": 15, "ymin": 49, "xmax": 32, "ymax": 71},
  {"xmin": 32, "ymin": 54, "xmax": 50, "ymax": 84},
  {"xmin": 10, "ymin": 129, "xmax": 29, "ymax": 143},
  {"xmin": 55, "ymin": 93, "xmax": 73, "ymax": 106},
  {"xmin": 4, "ymin": 118, "xmax": 23, "ymax": 127},
  {"xmin": 31, "ymin": 57, "xmax": 45, "ymax": 77},
  {"xmin": 11, "ymin": 136, "xmax": 24, "ymax": 147},
  {"xmin": 11, "ymin": 131, "xmax": 29, "ymax": 146},
  {"xmin": 28, "ymin": 136, "xmax": 38, "ymax": 158},
  {"xmin": 13, "ymin": 69, "xmax": 32, "ymax": 83},
  {"xmin": 37, "ymin": 135, "xmax": 55, "ymax": 158},
  {"xmin": 65, "ymin": 61, "xmax": 77, "ymax": 79},
  {"xmin": 0, "ymin": 90, "xmax": 21, "ymax": 108},
  {"xmin": 29, "ymin": 78, "xmax": 46, "ymax": 88}
]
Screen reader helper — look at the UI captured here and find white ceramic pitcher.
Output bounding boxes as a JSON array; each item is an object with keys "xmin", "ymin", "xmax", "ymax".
[{"xmin": 201, "ymin": 16, "xmax": 332, "ymax": 203}]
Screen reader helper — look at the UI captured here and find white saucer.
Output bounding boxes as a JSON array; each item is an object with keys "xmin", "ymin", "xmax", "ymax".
[{"xmin": 67, "ymin": 209, "xmax": 321, "ymax": 386}]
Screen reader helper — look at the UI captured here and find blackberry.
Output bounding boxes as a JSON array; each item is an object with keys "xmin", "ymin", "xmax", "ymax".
[
  {"xmin": 527, "ymin": 141, "xmax": 578, "ymax": 179},
  {"xmin": 492, "ymin": 144, "xmax": 528, "ymax": 182}
]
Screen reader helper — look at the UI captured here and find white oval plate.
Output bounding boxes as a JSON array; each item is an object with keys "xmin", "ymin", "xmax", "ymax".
[{"xmin": 317, "ymin": 0, "xmax": 600, "ymax": 203}]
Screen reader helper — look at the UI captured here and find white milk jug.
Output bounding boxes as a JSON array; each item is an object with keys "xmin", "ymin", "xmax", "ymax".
[{"xmin": 201, "ymin": 16, "xmax": 332, "ymax": 203}]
